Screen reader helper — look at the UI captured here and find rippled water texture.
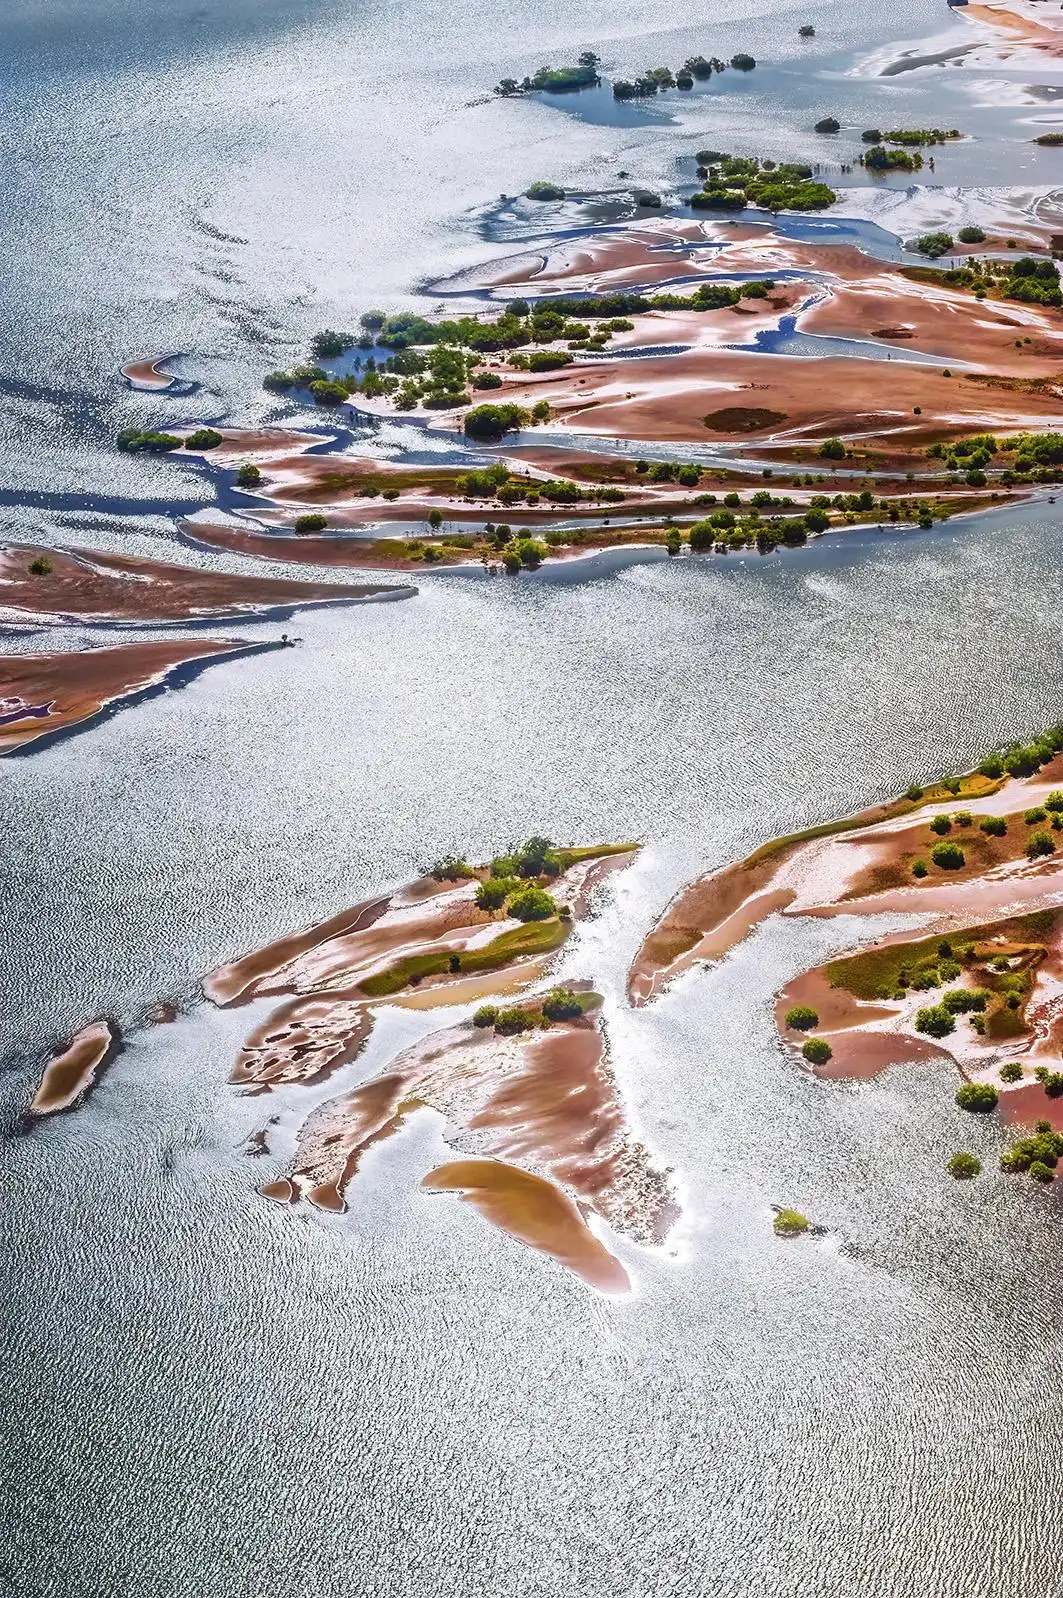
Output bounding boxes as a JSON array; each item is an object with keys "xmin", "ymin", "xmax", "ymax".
[
  {"xmin": 6, "ymin": 511, "xmax": 1063, "ymax": 1596},
  {"xmin": 7, "ymin": 0, "xmax": 1063, "ymax": 1593}
]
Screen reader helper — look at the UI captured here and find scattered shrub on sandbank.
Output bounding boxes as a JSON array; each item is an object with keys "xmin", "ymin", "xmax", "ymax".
[
  {"xmin": 801, "ymin": 1037, "xmax": 832, "ymax": 1064},
  {"xmin": 947, "ymin": 1152, "xmax": 981, "ymax": 1179},
  {"xmin": 956, "ymin": 1081, "xmax": 999, "ymax": 1113},
  {"xmin": 785, "ymin": 1005, "xmax": 819, "ymax": 1030}
]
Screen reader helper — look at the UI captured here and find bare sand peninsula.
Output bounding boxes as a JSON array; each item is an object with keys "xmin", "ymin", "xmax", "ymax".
[
  {"xmin": 0, "ymin": 638, "xmax": 267, "ymax": 754},
  {"xmin": 31, "ymin": 1021, "xmax": 118, "ymax": 1115},
  {"xmin": 0, "ymin": 543, "xmax": 411, "ymax": 624}
]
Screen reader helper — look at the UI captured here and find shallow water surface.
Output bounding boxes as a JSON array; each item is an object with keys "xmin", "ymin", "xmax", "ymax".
[
  {"xmin": 6, "ymin": 507, "xmax": 1063, "ymax": 1595},
  {"xmin": 6, "ymin": 0, "xmax": 1063, "ymax": 1592}
]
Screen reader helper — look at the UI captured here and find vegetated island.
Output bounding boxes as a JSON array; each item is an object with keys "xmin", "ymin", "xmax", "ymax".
[
  {"xmin": 202, "ymin": 837, "xmax": 675, "ymax": 1291},
  {"xmin": 0, "ymin": 638, "xmax": 279, "ymax": 755},
  {"xmin": 238, "ymin": 198, "xmax": 1063, "ymax": 472},
  {"xmin": 493, "ymin": 48, "xmax": 756, "ymax": 102},
  {"xmin": 630, "ymin": 727, "xmax": 1063, "ymax": 1183}
]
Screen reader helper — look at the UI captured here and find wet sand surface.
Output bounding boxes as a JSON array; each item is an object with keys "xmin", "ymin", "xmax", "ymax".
[
  {"xmin": 422, "ymin": 1159, "xmax": 631, "ymax": 1294},
  {"xmin": 269, "ymin": 1002, "xmax": 673, "ymax": 1288},
  {"xmin": 0, "ymin": 639, "xmax": 263, "ymax": 753},
  {"xmin": 0, "ymin": 543, "xmax": 410, "ymax": 622},
  {"xmin": 31, "ymin": 1021, "xmax": 117, "ymax": 1115}
]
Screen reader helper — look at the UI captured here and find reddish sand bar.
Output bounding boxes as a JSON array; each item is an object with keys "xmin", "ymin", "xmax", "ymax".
[
  {"xmin": 0, "ymin": 543, "xmax": 411, "ymax": 624},
  {"xmin": 121, "ymin": 355, "xmax": 178, "ymax": 392},
  {"xmin": 0, "ymin": 638, "xmax": 267, "ymax": 754},
  {"xmin": 422, "ymin": 1158, "xmax": 631, "ymax": 1294},
  {"xmin": 31, "ymin": 1021, "xmax": 117, "ymax": 1115}
]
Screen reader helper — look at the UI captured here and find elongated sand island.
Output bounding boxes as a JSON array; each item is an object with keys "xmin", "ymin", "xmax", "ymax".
[
  {"xmin": 161, "ymin": 185, "xmax": 1063, "ymax": 580},
  {"xmin": 30, "ymin": 1020, "xmax": 119, "ymax": 1116},
  {"xmin": 203, "ymin": 838, "xmax": 675, "ymax": 1291},
  {"xmin": 0, "ymin": 542, "xmax": 411, "ymax": 625},
  {"xmin": 632, "ymin": 728, "xmax": 1063, "ymax": 1166},
  {"xmin": 0, "ymin": 639, "xmax": 279, "ymax": 754}
]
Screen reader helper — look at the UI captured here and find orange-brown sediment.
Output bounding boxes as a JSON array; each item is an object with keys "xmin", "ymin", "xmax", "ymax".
[
  {"xmin": 31, "ymin": 1021, "xmax": 116, "ymax": 1115},
  {"xmin": 422, "ymin": 1158, "xmax": 631, "ymax": 1293}
]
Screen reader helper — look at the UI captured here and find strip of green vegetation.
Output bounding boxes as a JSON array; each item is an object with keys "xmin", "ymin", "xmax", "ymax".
[
  {"xmin": 863, "ymin": 126, "xmax": 961, "ymax": 146},
  {"xmin": 900, "ymin": 253, "xmax": 1062, "ymax": 307},
  {"xmin": 825, "ymin": 912, "xmax": 1055, "ymax": 1002},
  {"xmin": 555, "ymin": 842, "xmax": 639, "ymax": 868},
  {"xmin": 359, "ymin": 915, "xmax": 570, "ymax": 997}
]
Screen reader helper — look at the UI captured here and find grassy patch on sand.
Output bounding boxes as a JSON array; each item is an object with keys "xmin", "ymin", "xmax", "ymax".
[
  {"xmin": 825, "ymin": 910, "xmax": 1055, "ymax": 1008},
  {"xmin": 359, "ymin": 916, "xmax": 571, "ymax": 997}
]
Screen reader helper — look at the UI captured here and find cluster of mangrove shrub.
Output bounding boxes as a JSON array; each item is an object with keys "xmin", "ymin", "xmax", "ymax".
[
  {"xmin": 1000, "ymin": 1121, "xmax": 1063, "ymax": 1183},
  {"xmin": 903, "ymin": 252, "xmax": 1063, "ymax": 307},
  {"xmin": 902, "ymin": 927, "xmax": 1044, "ymax": 1037},
  {"xmin": 525, "ymin": 181, "xmax": 566, "ymax": 201},
  {"xmin": 911, "ymin": 225, "xmax": 985, "ymax": 258},
  {"xmin": 691, "ymin": 151, "xmax": 835, "ymax": 213},
  {"xmin": 975, "ymin": 723, "xmax": 1063, "ymax": 779},
  {"xmin": 28, "ymin": 555, "xmax": 53, "ymax": 576},
  {"xmin": 471, "ymin": 837, "xmax": 576, "ymax": 913},
  {"xmin": 472, "ymin": 987, "xmax": 593, "ymax": 1035},
  {"xmin": 453, "ymin": 461, "xmax": 626, "ymax": 505},
  {"xmin": 1035, "ymin": 132, "xmax": 1063, "ymax": 147},
  {"xmin": 495, "ymin": 54, "xmax": 601, "ymax": 95},
  {"xmin": 117, "ymin": 427, "xmax": 223, "ymax": 453},
  {"xmin": 861, "ymin": 145, "xmax": 922, "ymax": 173},
  {"xmin": 493, "ymin": 48, "xmax": 755, "ymax": 101},
  {"xmin": 947, "ymin": 1151, "xmax": 981, "ymax": 1179},
  {"xmin": 863, "ymin": 127, "xmax": 961, "ymax": 146},
  {"xmin": 687, "ymin": 508, "xmax": 819, "ymax": 553},
  {"xmin": 236, "ymin": 462, "xmax": 263, "ymax": 488},
  {"xmin": 928, "ymin": 431, "xmax": 1063, "ymax": 485},
  {"xmin": 613, "ymin": 53, "xmax": 754, "ymax": 97},
  {"xmin": 265, "ymin": 284, "xmax": 784, "ymax": 411}
]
